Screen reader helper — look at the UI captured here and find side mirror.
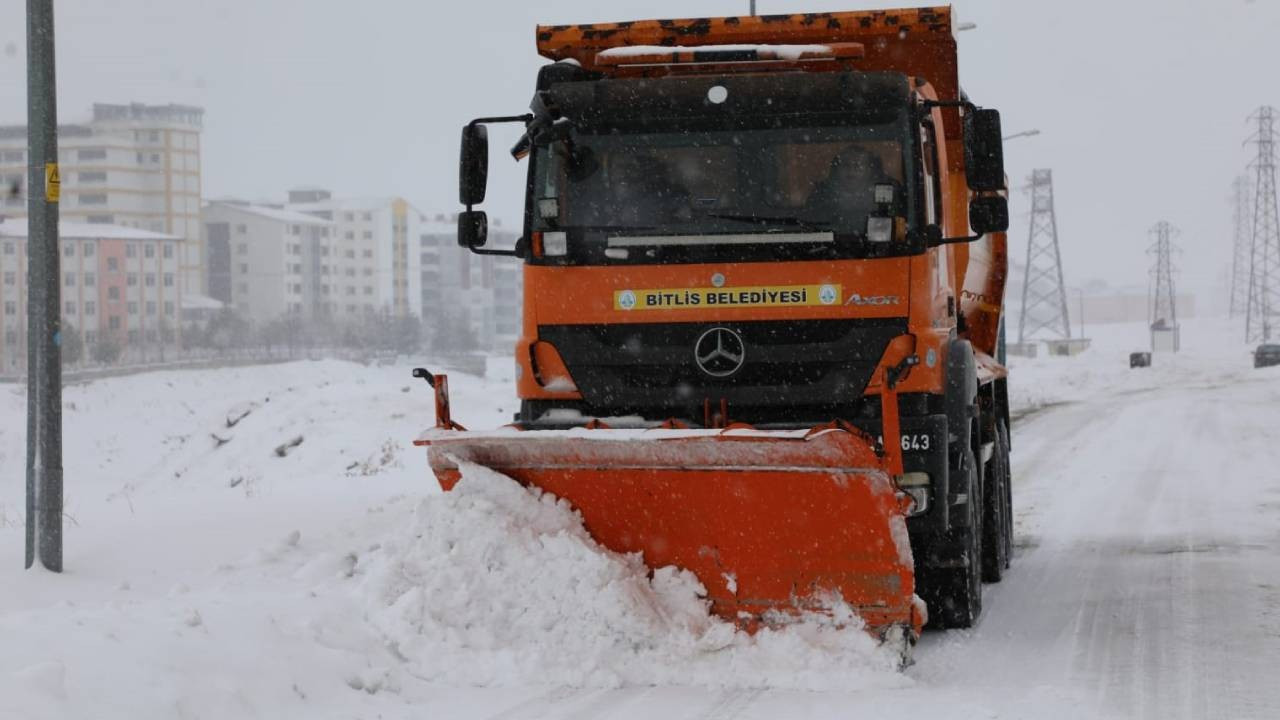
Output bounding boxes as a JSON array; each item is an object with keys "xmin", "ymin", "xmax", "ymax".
[
  {"xmin": 969, "ymin": 196, "xmax": 1009, "ymax": 234},
  {"xmin": 964, "ymin": 108, "xmax": 1005, "ymax": 192},
  {"xmin": 459, "ymin": 124, "xmax": 489, "ymax": 206},
  {"xmin": 457, "ymin": 210, "xmax": 488, "ymax": 249}
]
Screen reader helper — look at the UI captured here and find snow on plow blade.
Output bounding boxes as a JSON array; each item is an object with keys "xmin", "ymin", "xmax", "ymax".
[{"xmin": 418, "ymin": 426, "xmax": 925, "ymax": 640}]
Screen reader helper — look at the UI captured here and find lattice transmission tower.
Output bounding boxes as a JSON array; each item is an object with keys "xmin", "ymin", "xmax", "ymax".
[
  {"xmin": 1148, "ymin": 221, "xmax": 1181, "ymax": 352},
  {"xmin": 1229, "ymin": 176, "xmax": 1252, "ymax": 317},
  {"xmin": 1246, "ymin": 106, "xmax": 1280, "ymax": 343},
  {"xmin": 1017, "ymin": 169, "xmax": 1071, "ymax": 343}
]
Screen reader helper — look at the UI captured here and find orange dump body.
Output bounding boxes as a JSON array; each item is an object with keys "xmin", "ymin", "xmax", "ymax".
[{"xmin": 420, "ymin": 426, "xmax": 924, "ymax": 638}]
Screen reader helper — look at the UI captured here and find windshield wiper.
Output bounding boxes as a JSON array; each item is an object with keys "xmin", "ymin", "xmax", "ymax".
[{"xmin": 706, "ymin": 213, "xmax": 831, "ymax": 231}]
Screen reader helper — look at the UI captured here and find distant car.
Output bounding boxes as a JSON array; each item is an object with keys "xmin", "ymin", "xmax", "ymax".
[
  {"xmin": 1255, "ymin": 344, "xmax": 1280, "ymax": 369},
  {"xmin": 1129, "ymin": 352, "xmax": 1152, "ymax": 368}
]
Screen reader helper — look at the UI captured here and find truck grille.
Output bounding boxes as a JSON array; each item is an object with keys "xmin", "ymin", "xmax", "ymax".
[{"xmin": 538, "ymin": 318, "xmax": 908, "ymax": 423}]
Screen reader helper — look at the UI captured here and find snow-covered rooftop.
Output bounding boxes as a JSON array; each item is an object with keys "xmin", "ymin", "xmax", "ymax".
[
  {"xmin": 0, "ymin": 218, "xmax": 179, "ymax": 241},
  {"xmin": 205, "ymin": 202, "xmax": 334, "ymax": 226}
]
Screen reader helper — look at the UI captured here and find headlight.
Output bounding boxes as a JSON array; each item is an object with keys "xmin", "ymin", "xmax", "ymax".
[
  {"xmin": 542, "ymin": 231, "xmax": 567, "ymax": 256},
  {"xmin": 866, "ymin": 216, "xmax": 893, "ymax": 243}
]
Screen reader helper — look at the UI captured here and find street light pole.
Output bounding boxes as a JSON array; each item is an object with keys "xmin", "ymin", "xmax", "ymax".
[
  {"xmin": 25, "ymin": 0, "xmax": 63, "ymax": 572},
  {"xmin": 749, "ymin": 1, "xmax": 756, "ymax": 16}
]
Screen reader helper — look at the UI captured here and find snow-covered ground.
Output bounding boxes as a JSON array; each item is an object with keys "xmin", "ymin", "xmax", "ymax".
[{"xmin": 1, "ymin": 318, "xmax": 1278, "ymax": 719}]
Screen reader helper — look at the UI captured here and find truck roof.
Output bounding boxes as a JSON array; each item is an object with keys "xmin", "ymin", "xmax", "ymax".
[{"xmin": 536, "ymin": 7, "xmax": 958, "ymax": 105}]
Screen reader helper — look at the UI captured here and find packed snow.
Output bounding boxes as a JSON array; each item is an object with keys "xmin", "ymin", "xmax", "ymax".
[{"xmin": 2, "ymin": 317, "xmax": 1279, "ymax": 718}]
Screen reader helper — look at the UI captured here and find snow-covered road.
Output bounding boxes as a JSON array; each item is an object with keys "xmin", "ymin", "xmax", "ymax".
[{"xmin": 1, "ymin": 319, "xmax": 1277, "ymax": 719}]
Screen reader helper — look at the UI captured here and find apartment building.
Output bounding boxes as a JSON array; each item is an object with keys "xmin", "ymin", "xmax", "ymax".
[
  {"xmin": 0, "ymin": 219, "xmax": 183, "ymax": 372},
  {"xmin": 419, "ymin": 215, "xmax": 523, "ymax": 352},
  {"xmin": 0, "ymin": 102, "xmax": 204, "ymax": 295},
  {"xmin": 202, "ymin": 202, "xmax": 335, "ymax": 325},
  {"xmin": 283, "ymin": 189, "xmax": 423, "ymax": 321}
]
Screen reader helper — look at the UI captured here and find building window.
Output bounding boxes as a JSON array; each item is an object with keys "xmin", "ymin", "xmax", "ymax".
[
  {"xmin": 146, "ymin": 301, "xmax": 156, "ymax": 316},
  {"xmin": 164, "ymin": 301, "xmax": 174, "ymax": 316},
  {"xmin": 3, "ymin": 301, "xmax": 14, "ymax": 316},
  {"xmin": 108, "ymin": 315, "xmax": 120, "ymax": 330},
  {"xmin": 344, "ymin": 231, "xmax": 354, "ymax": 240},
  {"xmin": 64, "ymin": 273, "xmax": 75, "ymax": 287},
  {"xmin": 64, "ymin": 300, "xmax": 75, "ymax": 314},
  {"xmin": 127, "ymin": 302, "xmax": 138, "ymax": 315},
  {"xmin": 362, "ymin": 231, "xmax": 372, "ymax": 240},
  {"xmin": 150, "ymin": 153, "xmax": 161, "ymax": 164},
  {"xmin": 363, "ymin": 268, "xmax": 373, "ymax": 277},
  {"xmin": 144, "ymin": 244, "xmax": 155, "ymax": 258},
  {"xmin": 345, "ymin": 268, "xmax": 355, "ymax": 277},
  {"xmin": 290, "ymin": 225, "xmax": 301, "ymax": 235},
  {"xmin": 2, "ymin": 242, "xmax": 11, "ymax": 255},
  {"xmin": 292, "ymin": 283, "xmax": 302, "ymax": 294},
  {"xmin": 86, "ymin": 215, "xmax": 114, "ymax": 224},
  {"xmin": 107, "ymin": 257, "xmax": 118, "ymax": 271},
  {"xmin": 237, "ymin": 243, "xmax": 247, "ymax": 255},
  {"xmin": 236, "ymin": 224, "xmax": 247, "ymax": 234},
  {"xmin": 346, "ymin": 287, "xmax": 355, "ymax": 296},
  {"xmin": 238, "ymin": 264, "xmax": 248, "ymax": 274},
  {"xmin": 320, "ymin": 246, "xmax": 329, "ymax": 257},
  {"xmin": 236, "ymin": 282, "xmax": 248, "ymax": 295},
  {"xmin": 362, "ymin": 249, "xmax": 373, "ymax": 258},
  {"xmin": 126, "ymin": 243, "xmax": 136, "ymax": 258},
  {"xmin": 84, "ymin": 301, "xmax": 95, "ymax": 316},
  {"xmin": 361, "ymin": 212, "xmax": 372, "ymax": 221},
  {"xmin": 108, "ymin": 286, "xmax": 120, "ymax": 300},
  {"xmin": 1, "ymin": 150, "xmax": 23, "ymax": 163},
  {"xmin": 163, "ymin": 244, "xmax": 173, "ymax": 259},
  {"xmin": 148, "ymin": 130, "xmax": 160, "ymax": 142},
  {"xmin": 127, "ymin": 329, "xmax": 138, "ymax": 343},
  {"xmin": 345, "ymin": 249, "xmax": 355, "ymax": 259},
  {"xmin": 127, "ymin": 273, "xmax": 137, "ymax": 286},
  {"xmin": 78, "ymin": 171, "xmax": 107, "ymax": 183},
  {"xmin": 82, "ymin": 242, "xmax": 95, "ymax": 257},
  {"xmin": 145, "ymin": 274, "xmax": 155, "ymax": 287},
  {"xmin": 63, "ymin": 243, "xmax": 74, "ymax": 257},
  {"xmin": 77, "ymin": 148, "xmax": 107, "ymax": 161},
  {"xmin": 136, "ymin": 152, "xmax": 144, "ymax": 164},
  {"xmin": 84, "ymin": 272, "xmax": 95, "ymax": 287},
  {"xmin": 363, "ymin": 286, "xmax": 373, "ymax": 296},
  {"xmin": 79, "ymin": 193, "xmax": 108, "ymax": 205},
  {"xmin": 163, "ymin": 273, "xmax": 174, "ymax": 287}
]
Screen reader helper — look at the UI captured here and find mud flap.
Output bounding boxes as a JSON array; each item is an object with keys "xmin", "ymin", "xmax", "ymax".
[{"xmin": 419, "ymin": 426, "xmax": 925, "ymax": 640}]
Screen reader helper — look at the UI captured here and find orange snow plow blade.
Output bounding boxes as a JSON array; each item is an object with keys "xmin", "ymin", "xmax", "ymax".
[{"xmin": 417, "ymin": 425, "xmax": 925, "ymax": 640}]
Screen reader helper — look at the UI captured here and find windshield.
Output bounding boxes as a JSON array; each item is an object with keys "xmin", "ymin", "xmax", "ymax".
[{"xmin": 530, "ymin": 122, "xmax": 917, "ymax": 265}]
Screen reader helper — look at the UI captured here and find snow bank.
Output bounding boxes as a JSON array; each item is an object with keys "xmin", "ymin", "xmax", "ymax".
[{"xmin": 356, "ymin": 461, "xmax": 908, "ymax": 691}]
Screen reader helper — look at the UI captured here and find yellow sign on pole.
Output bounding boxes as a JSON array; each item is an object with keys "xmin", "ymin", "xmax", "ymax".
[{"xmin": 44, "ymin": 162, "xmax": 60, "ymax": 202}]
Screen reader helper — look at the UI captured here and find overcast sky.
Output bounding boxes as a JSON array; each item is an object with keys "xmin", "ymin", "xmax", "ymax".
[{"xmin": 1, "ymin": 0, "xmax": 1277, "ymax": 305}]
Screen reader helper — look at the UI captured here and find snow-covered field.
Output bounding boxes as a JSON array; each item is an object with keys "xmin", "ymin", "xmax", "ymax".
[{"xmin": 1, "ymin": 318, "xmax": 1278, "ymax": 719}]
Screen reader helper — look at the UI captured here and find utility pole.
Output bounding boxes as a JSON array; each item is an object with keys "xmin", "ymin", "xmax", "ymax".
[
  {"xmin": 1245, "ymin": 106, "xmax": 1280, "ymax": 343},
  {"xmin": 749, "ymin": 1, "xmax": 757, "ymax": 16},
  {"xmin": 1148, "ymin": 221, "xmax": 1180, "ymax": 352},
  {"xmin": 1229, "ymin": 175, "xmax": 1253, "ymax": 318},
  {"xmin": 1017, "ymin": 169, "xmax": 1072, "ymax": 343},
  {"xmin": 26, "ymin": 0, "xmax": 63, "ymax": 572}
]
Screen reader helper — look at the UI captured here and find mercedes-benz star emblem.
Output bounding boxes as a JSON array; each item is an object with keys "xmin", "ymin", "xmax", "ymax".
[{"xmin": 694, "ymin": 327, "xmax": 746, "ymax": 378}]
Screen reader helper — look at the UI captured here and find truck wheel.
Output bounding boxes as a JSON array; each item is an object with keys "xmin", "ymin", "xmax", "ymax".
[
  {"xmin": 981, "ymin": 422, "xmax": 1010, "ymax": 582},
  {"xmin": 998, "ymin": 420, "xmax": 1013, "ymax": 568},
  {"xmin": 931, "ymin": 448, "xmax": 984, "ymax": 629}
]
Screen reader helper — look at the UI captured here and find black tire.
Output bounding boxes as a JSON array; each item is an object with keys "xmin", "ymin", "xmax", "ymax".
[
  {"xmin": 998, "ymin": 420, "xmax": 1014, "ymax": 568},
  {"xmin": 929, "ymin": 447, "xmax": 984, "ymax": 629},
  {"xmin": 982, "ymin": 422, "xmax": 1010, "ymax": 582}
]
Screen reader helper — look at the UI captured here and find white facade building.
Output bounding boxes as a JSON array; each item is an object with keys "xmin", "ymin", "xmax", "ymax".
[
  {"xmin": 419, "ymin": 214, "xmax": 523, "ymax": 352},
  {"xmin": 0, "ymin": 103, "xmax": 204, "ymax": 296},
  {"xmin": 202, "ymin": 202, "xmax": 335, "ymax": 325}
]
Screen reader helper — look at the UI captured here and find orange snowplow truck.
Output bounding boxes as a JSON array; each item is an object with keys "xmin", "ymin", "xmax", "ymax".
[{"xmin": 417, "ymin": 6, "xmax": 1012, "ymax": 655}]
